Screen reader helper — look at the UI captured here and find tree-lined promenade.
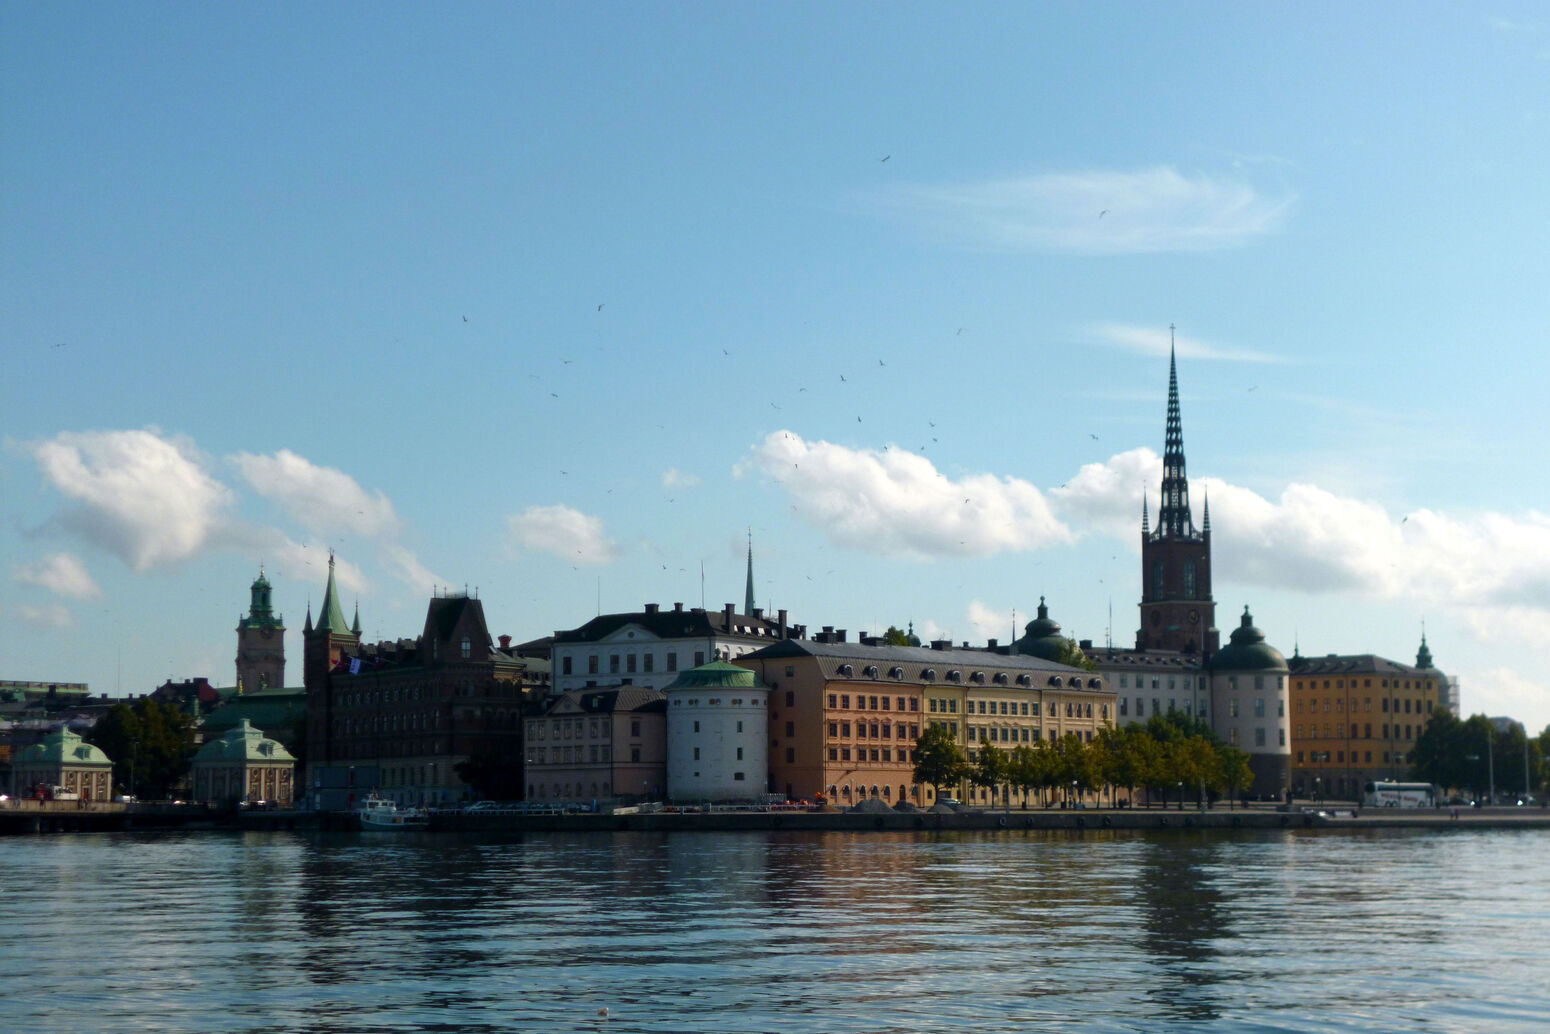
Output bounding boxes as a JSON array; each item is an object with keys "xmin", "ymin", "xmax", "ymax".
[{"xmin": 913, "ymin": 712, "xmax": 1257, "ymax": 810}]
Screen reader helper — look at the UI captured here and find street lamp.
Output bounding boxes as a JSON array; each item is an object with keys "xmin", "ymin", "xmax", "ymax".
[{"xmin": 1176, "ymin": 781, "xmax": 1183, "ymax": 811}]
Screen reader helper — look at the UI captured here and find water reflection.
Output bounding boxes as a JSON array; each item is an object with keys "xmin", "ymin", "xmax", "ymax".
[{"xmin": 3, "ymin": 828, "xmax": 1548, "ymax": 1033}]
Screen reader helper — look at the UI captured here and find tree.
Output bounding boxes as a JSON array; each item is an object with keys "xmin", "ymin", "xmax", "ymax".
[
  {"xmin": 913, "ymin": 724, "xmax": 966, "ymax": 800},
  {"xmin": 1216, "ymin": 746, "xmax": 1254, "ymax": 807},
  {"xmin": 86, "ymin": 697, "xmax": 197, "ymax": 799},
  {"xmin": 882, "ymin": 625, "xmax": 913, "ymax": 647},
  {"xmin": 1053, "ymin": 637, "xmax": 1098, "ymax": 672},
  {"xmin": 1007, "ymin": 744, "xmax": 1046, "ymax": 806},
  {"xmin": 972, "ymin": 744, "xmax": 1008, "ymax": 808}
]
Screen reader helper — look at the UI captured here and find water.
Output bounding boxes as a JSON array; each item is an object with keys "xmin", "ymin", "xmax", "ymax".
[{"xmin": 2, "ymin": 827, "xmax": 1547, "ymax": 1033}]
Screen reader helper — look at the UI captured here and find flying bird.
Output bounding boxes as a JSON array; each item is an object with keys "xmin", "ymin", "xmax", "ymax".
[
  {"xmin": 1099, "ymin": 210, "xmax": 1109, "ymax": 219},
  {"xmin": 462, "ymin": 315, "xmax": 468, "ymax": 322},
  {"xmin": 1089, "ymin": 433, "xmax": 1099, "ymax": 440},
  {"xmin": 880, "ymin": 155, "xmax": 890, "ymax": 162},
  {"xmin": 840, "ymin": 374, "xmax": 846, "ymax": 382},
  {"xmin": 597, "ymin": 303, "xmax": 604, "ymax": 311}
]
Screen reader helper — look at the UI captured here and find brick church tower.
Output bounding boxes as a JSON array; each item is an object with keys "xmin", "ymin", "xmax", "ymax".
[
  {"xmin": 235, "ymin": 568, "xmax": 285, "ymax": 691},
  {"xmin": 1137, "ymin": 331, "xmax": 1218, "ymax": 656},
  {"xmin": 303, "ymin": 553, "xmax": 361, "ymax": 765}
]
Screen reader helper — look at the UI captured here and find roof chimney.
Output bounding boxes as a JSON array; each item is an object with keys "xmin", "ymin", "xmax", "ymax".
[
  {"xmin": 987, "ymin": 638, "xmax": 998, "ymax": 651},
  {"xmin": 498, "ymin": 635, "xmax": 511, "ymax": 649},
  {"xmin": 752, "ymin": 607, "xmax": 764, "ymax": 621},
  {"xmin": 777, "ymin": 609, "xmax": 788, "ymax": 638},
  {"xmin": 836, "ymin": 629, "xmax": 847, "ymax": 643},
  {"xmin": 724, "ymin": 602, "xmax": 735, "ymax": 628},
  {"xmin": 674, "ymin": 602, "xmax": 683, "ymax": 612},
  {"xmin": 645, "ymin": 603, "xmax": 659, "ymax": 615}
]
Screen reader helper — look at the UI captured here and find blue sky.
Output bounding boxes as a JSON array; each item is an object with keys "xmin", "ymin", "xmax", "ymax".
[{"xmin": 4, "ymin": 4, "xmax": 1548, "ymax": 732}]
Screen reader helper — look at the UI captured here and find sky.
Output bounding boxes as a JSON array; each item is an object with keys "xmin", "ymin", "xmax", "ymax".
[{"xmin": 4, "ymin": 3, "xmax": 1549, "ymax": 733}]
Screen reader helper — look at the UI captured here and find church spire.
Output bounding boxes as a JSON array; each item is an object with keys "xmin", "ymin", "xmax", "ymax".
[
  {"xmin": 744, "ymin": 528, "xmax": 756, "ymax": 616},
  {"xmin": 352, "ymin": 600, "xmax": 362, "ymax": 636},
  {"xmin": 315, "ymin": 552, "xmax": 350, "ymax": 633},
  {"xmin": 1156, "ymin": 325, "xmax": 1196, "ymax": 540},
  {"xmin": 1203, "ymin": 486, "xmax": 1211, "ymax": 533},
  {"xmin": 1141, "ymin": 492, "xmax": 1150, "ymax": 535}
]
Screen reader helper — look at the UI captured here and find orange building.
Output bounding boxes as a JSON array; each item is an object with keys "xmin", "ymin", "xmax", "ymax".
[
  {"xmin": 1287, "ymin": 637, "xmax": 1442, "ymax": 800},
  {"xmin": 737, "ymin": 636, "xmax": 1111, "ymax": 807}
]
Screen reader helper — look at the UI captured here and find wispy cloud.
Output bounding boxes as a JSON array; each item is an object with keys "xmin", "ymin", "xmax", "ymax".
[
  {"xmin": 232, "ymin": 449, "xmax": 401, "ymax": 538},
  {"xmin": 14, "ymin": 603, "xmax": 74, "ymax": 629},
  {"xmin": 507, "ymin": 505, "xmax": 619, "ymax": 565},
  {"xmin": 1086, "ymin": 323, "xmax": 1285, "ymax": 363},
  {"xmin": 736, "ymin": 431, "xmax": 1071, "ymax": 559},
  {"xmin": 661, "ymin": 467, "xmax": 701, "ymax": 490},
  {"xmin": 15, "ymin": 552, "xmax": 101, "ymax": 600},
  {"xmin": 873, "ymin": 166, "xmax": 1294, "ymax": 254},
  {"xmin": 31, "ymin": 429, "xmax": 232, "ymax": 571}
]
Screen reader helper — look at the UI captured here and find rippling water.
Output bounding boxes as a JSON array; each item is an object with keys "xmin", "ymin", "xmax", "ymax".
[{"xmin": 3, "ymin": 827, "xmax": 1547, "ymax": 1032}]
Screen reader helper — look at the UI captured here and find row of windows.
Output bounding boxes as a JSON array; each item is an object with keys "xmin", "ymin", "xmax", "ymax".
[
  {"xmin": 1297, "ymin": 698, "xmax": 1431, "ymax": 715},
  {"xmin": 827, "ymin": 721, "xmax": 921, "ymax": 740},
  {"xmin": 1297, "ymin": 750, "xmax": 1405, "ymax": 765},
  {"xmin": 1117, "ymin": 675, "xmax": 1209, "ymax": 691},
  {"xmin": 337, "ymin": 679, "xmax": 508, "ymax": 708},
  {"xmin": 826, "ymin": 693, "xmax": 921, "ymax": 712},
  {"xmin": 1119, "ymin": 698, "xmax": 1206, "ymax": 719},
  {"xmin": 561, "ymin": 650, "xmax": 703, "ymax": 676},
  {"xmin": 1225, "ymin": 727, "xmax": 1285, "ymax": 748},
  {"xmin": 1296, "ymin": 723, "xmax": 1417, "ymax": 741},
  {"xmin": 829, "ymin": 747, "xmax": 913, "ymax": 764},
  {"xmin": 529, "ymin": 781, "xmax": 611, "ymax": 799},
  {"xmin": 1226, "ymin": 698, "xmax": 1285, "ymax": 718},
  {"xmin": 527, "ymin": 718, "xmax": 646, "ymax": 741},
  {"xmin": 528, "ymin": 745, "xmax": 614, "ymax": 765},
  {"xmin": 1295, "ymin": 678, "xmax": 1436, "ymax": 691}
]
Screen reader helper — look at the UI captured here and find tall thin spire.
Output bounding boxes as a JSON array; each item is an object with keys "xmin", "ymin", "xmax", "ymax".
[
  {"xmin": 744, "ymin": 528, "xmax": 756, "ymax": 616},
  {"xmin": 1202, "ymin": 486, "xmax": 1211, "ymax": 533},
  {"xmin": 1156, "ymin": 324, "xmax": 1196, "ymax": 539},
  {"xmin": 1141, "ymin": 491, "xmax": 1150, "ymax": 535},
  {"xmin": 315, "ymin": 552, "xmax": 350, "ymax": 633}
]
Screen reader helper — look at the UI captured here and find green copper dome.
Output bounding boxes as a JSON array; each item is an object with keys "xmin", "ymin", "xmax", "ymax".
[
  {"xmin": 663, "ymin": 660, "xmax": 766, "ymax": 692},
  {"xmin": 193, "ymin": 718, "xmax": 295, "ymax": 763},
  {"xmin": 1209, "ymin": 607, "xmax": 1287, "ymax": 672},
  {"xmin": 1014, "ymin": 597, "xmax": 1067, "ymax": 662},
  {"xmin": 17, "ymin": 725, "xmax": 113, "ymax": 767}
]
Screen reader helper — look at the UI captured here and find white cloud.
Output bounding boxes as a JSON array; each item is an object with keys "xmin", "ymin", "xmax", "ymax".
[
  {"xmin": 15, "ymin": 603, "xmax": 74, "ymax": 629},
  {"xmin": 508, "ymin": 505, "xmax": 619, "ymax": 565},
  {"xmin": 967, "ymin": 599, "xmax": 1013, "ymax": 642},
  {"xmin": 231, "ymin": 449, "xmax": 400, "ymax": 538},
  {"xmin": 1453, "ymin": 666, "xmax": 1549, "ymax": 729},
  {"xmin": 661, "ymin": 467, "xmax": 701, "ymax": 490},
  {"xmin": 873, "ymin": 166, "xmax": 1294, "ymax": 254},
  {"xmin": 382, "ymin": 544, "xmax": 448, "ymax": 596},
  {"xmin": 15, "ymin": 552, "xmax": 101, "ymax": 600},
  {"xmin": 736, "ymin": 431, "xmax": 1071, "ymax": 559},
  {"xmin": 31, "ymin": 429, "xmax": 232, "ymax": 571},
  {"xmin": 1087, "ymin": 323, "xmax": 1285, "ymax": 363},
  {"xmin": 1050, "ymin": 447, "xmax": 1159, "ymax": 540}
]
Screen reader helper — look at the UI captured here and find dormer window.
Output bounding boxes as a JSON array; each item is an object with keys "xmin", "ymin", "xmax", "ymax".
[
  {"xmin": 864, "ymin": 665, "xmax": 879, "ymax": 679},
  {"xmin": 922, "ymin": 669, "xmax": 936, "ymax": 681},
  {"xmin": 839, "ymin": 664, "xmax": 854, "ymax": 677},
  {"xmin": 888, "ymin": 667, "xmax": 905, "ymax": 680},
  {"xmin": 1048, "ymin": 676, "xmax": 1063, "ymax": 687},
  {"xmin": 1017, "ymin": 674, "xmax": 1032, "ymax": 687},
  {"xmin": 993, "ymin": 673, "xmax": 1009, "ymax": 685},
  {"xmin": 970, "ymin": 671, "xmax": 985, "ymax": 684}
]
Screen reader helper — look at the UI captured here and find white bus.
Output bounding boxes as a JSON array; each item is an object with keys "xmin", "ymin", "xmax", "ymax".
[{"xmin": 1362, "ymin": 781, "xmax": 1435, "ymax": 808}]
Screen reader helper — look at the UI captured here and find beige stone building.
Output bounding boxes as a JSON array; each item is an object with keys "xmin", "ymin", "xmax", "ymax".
[
  {"xmin": 736, "ymin": 636, "xmax": 1112, "ymax": 807},
  {"xmin": 191, "ymin": 718, "xmax": 296, "ymax": 806},
  {"xmin": 524, "ymin": 686, "xmax": 667, "ymax": 804},
  {"xmin": 12, "ymin": 725, "xmax": 113, "ymax": 800}
]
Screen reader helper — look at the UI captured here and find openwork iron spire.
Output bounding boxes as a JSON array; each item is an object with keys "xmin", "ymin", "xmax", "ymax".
[
  {"xmin": 744, "ymin": 529, "xmax": 756, "ymax": 616},
  {"xmin": 1156, "ymin": 325, "xmax": 1196, "ymax": 539}
]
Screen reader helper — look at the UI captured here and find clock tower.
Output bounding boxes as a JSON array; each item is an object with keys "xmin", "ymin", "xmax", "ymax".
[
  {"xmin": 1137, "ymin": 331, "xmax": 1218, "ymax": 656},
  {"xmin": 236, "ymin": 568, "xmax": 286, "ymax": 691}
]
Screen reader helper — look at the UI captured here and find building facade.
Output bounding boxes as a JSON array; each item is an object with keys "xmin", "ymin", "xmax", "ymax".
[
  {"xmin": 524, "ymin": 686, "xmax": 667, "ymax": 803},
  {"xmin": 191, "ymin": 718, "xmax": 296, "ymax": 806},
  {"xmin": 1288, "ymin": 639, "xmax": 1442, "ymax": 799},
  {"xmin": 664, "ymin": 661, "xmax": 770, "ymax": 803},
  {"xmin": 304, "ymin": 556, "xmax": 536, "ymax": 808},
  {"xmin": 550, "ymin": 602, "xmax": 803, "ymax": 698},
  {"xmin": 1208, "ymin": 608, "xmax": 1291, "ymax": 793},
  {"xmin": 736, "ymin": 637, "xmax": 1112, "ymax": 807},
  {"xmin": 11, "ymin": 725, "xmax": 113, "ymax": 800}
]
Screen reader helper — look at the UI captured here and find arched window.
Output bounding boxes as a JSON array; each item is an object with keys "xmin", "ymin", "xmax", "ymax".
[
  {"xmin": 889, "ymin": 666, "xmax": 905, "ymax": 680},
  {"xmin": 864, "ymin": 665, "xmax": 879, "ymax": 679},
  {"xmin": 947, "ymin": 670, "xmax": 962, "ymax": 682},
  {"xmin": 839, "ymin": 664, "xmax": 854, "ymax": 677},
  {"xmin": 922, "ymin": 669, "xmax": 936, "ymax": 681}
]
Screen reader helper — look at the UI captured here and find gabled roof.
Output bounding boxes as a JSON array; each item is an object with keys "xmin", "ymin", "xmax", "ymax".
[
  {"xmin": 1288, "ymin": 653, "xmax": 1432, "ymax": 679},
  {"xmin": 553, "ymin": 606, "xmax": 787, "ymax": 644}
]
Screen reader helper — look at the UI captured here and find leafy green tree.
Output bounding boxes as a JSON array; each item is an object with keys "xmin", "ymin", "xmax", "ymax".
[
  {"xmin": 1216, "ymin": 746, "xmax": 1254, "ymax": 806},
  {"xmin": 882, "ymin": 625, "xmax": 912, "ymax": 647},
  {"xmin": 972, "ymin": 744, "xmax": 1008, "ymax": 808},
  {"xmin": 87, "ymin": 697, "xmax": 197, "ymax": 799},
  {"xmin": 913, "ymin": 723, "xmax": 966, "ymax": 800},
  {"xmin": 1053, "ymin": 637, "xmax": 1098, "ymax": 672},
  {"xmin": 1411, "ymin": 710, "xmax": 1468, "ymax": 791},
  {"xmin": 1007, "ymin": 744, "xmax": 1047, "ymax": 806},
  {"xmin": 1052, "ymin": 732, "xmax": 1098, "ymax": 803}
]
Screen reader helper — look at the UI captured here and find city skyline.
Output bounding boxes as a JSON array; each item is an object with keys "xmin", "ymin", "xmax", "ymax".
[{"xmin": 3, "ymin": 5, "xmax": 1548, "ymax": 731}]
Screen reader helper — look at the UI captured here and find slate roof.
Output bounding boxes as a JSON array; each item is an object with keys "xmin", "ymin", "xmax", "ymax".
[
  {"xmin": 553, "ymin": 606, "xmax": 788, "ymax": 644},
  {"xmin": 547, "ymin": 685, "xmax": 667, "ymax": 715},
  {"xmin": 1288, "ymin": 654, "xmax": 1430, "ymax": 679},
  {"xmin": 740, "ymin": 638, "xmax": 1105, "ymax": 691}
]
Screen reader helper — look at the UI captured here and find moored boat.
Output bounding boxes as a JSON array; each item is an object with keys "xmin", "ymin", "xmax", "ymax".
[{"xmin": 355, "ymin": 793, "xmax": 428, "ymax": 831}]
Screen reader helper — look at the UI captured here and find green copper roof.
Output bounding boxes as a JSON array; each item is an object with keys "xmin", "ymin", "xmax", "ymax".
[
  {"xmin": 193, "ymin": 718, "xmax": 295, "ymax": 764},
  {"xmin": 17, "ymin": 725, "xmax": 113, "ymax": 767},
  {"xmin": 663, "ymin": 660, "xmax": 767, "ymax": 692},
  {"xmin": 1014, "ymin": 597, "xmax": 1066, "ymax": 661},
  {"xmin": 315, "ymin": 554, "xmax": 351, "ymax": 634},
  {"xmin": 1209, "ymin": 607, "xmax": 1287, "ymax": 672}
]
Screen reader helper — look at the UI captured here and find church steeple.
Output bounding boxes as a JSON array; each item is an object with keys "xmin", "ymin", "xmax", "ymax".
[
  {"xmin": 315, "ymin": 553, "xmax": 350, "ymax": 633},
  {"xmin": 352, "ymin": 600, "xmax": 362, "ymax": 636},
  {"xmin": 1156, "ymin": 326, "xmax": 1196, "ymax": 540},
  {"xmin": 744, "ymin": 529, "xmax": 756, "ymax": 616},
  {"xmin": 1417, "ymin": 626, "xmax": 1434, "ymax": 669}
]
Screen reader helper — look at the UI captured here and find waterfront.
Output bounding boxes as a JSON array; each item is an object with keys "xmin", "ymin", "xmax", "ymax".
[{"xmin": 3, "ymin": 828, "xmax": 1547, "ymax": 1033}]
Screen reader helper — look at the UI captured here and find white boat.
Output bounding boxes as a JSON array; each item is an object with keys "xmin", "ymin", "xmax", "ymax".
[{"xmin": 355, "ymin": 793, "xmax": 428, "ymax": 831}]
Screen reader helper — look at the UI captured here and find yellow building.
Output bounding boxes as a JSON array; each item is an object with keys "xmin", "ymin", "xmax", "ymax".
[
  {"xmin": 1288, "ymin": 638, "xmax": 1442, "ymax": 800},
  {"xmin": 737, "ymin": 636, "xmax": 1112, "ymax": 807}
]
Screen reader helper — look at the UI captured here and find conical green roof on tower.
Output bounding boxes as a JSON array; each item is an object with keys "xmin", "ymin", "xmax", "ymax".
[{"xmin": 315, "ymin": 554, "xmax": 351, "ymax": 633}]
